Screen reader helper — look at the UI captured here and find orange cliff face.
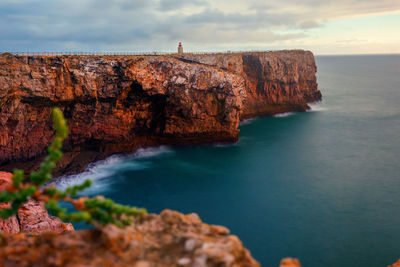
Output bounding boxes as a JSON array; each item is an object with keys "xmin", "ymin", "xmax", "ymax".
[
  {"xmin": 178, "ymin": 50, "xmax": 321, "ymax": 118},
  {"xmin": 0, "ymin": 51, "xmax": 321, "ymax": 174}
]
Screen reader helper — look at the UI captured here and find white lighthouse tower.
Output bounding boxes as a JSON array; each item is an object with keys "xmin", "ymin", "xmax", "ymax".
[{"xmin": 177, "ymin": 42, "xmax": 183, "ymax": 54}]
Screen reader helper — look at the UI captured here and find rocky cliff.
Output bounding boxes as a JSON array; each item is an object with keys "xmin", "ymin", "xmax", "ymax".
[
  {"xmin": 0, "ymin": 50, "xmax": 320, "ymax": 174},
  {"xmin": 179, "ymin": 51, "xmax": 320, "ymax": 119},
  {"xmin": 0, "ymin": 172, "xmax": 73, "ymax": 234},
  {"xmin": 0, "ymin": 209, "xmax": 259, "ymax": 267}
]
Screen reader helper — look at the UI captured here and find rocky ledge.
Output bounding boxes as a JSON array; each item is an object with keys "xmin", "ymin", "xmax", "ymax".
[
  {"xmin": 0, "ymin": 50, "xmax": 321, "ymax": 175},
  {"xmin": 0, "ymin": 209, "xmax": 259, "ymax": 267},
  {"xmin": 0, "ymin": 170, "xmax": 258, "ymax": 266},
  {"xmin": 0, "ymin": 172, "xmax": 73, "ymax": 234}
]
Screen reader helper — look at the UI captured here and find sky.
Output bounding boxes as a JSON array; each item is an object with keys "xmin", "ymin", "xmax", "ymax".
[{"xmin": 1, "ymin": 0, "xmax": 400, "ymax": 55}]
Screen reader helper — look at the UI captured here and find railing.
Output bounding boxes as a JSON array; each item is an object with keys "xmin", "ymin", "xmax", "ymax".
[{"xmin": 2, "ymin": 50, "xmax": 276, "ymax": 56}]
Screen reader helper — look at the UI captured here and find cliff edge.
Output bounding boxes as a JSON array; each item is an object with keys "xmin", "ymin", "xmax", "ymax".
[{"xmin": 0, "ymin": 50, "xmax": 321, "ymax": 174}]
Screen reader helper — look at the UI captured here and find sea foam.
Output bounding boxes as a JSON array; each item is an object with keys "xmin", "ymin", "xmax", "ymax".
[
  {"xmin": 274, "ymin": 112, "xmax": 295, "ymax": 118},
  {"xmin": 308, "ymin": 102, "xmax": 327, "ymax": 112},
  {"xmin": 52, "ymin": 146, "xmax": 172, "ymax": 194},
  {"xmin": 239, "ymin": 118, "xmax": 256, "ymax": 126}
]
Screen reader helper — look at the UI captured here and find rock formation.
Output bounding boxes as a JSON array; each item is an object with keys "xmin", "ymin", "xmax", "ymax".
[
  {"xmin": 0, "ymin": 171, "xmax": 73, "ymax": 234},
  {"xmin": 279, "ymin": 258, "xmax": 301, "ymax": 267},
  {"xmin": 0, "ymin": 171, "xmax": 258, "ymax": 265},
  {"xmin": 179, "ymin": 51, "xmax": 321, "ymax": 119},
  {"xmin": 0, "ymin": 209, "xmax": 259, "ymax": 267},
  {"xmin": 0, "ymin": 50, "xmax": 320, "ymax": 175}
]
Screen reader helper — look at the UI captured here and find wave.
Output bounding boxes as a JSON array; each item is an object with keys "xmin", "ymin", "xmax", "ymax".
[
  {"xmin": 212, "ymin": 142, "xmax": 237, "ymax": 148},
  {"xmin": 239, "ymin": 118, "xmax": 256, "ymax": 126},
  {"xmin": 274, "ymin": 112, "xmax": 295, "ymax": 118},
  {"xmin": 133, "ymin": 146, "xmax": 172, "ymax": 158},
  {"xmin": 308, "ymin": 102, "xmax": 328, "ymax": 112},
  {"xmin": 51, "ymin": 146, "xmax": 172, "ymax": 194}
]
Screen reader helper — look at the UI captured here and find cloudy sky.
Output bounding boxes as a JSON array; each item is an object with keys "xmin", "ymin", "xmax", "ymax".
[{"xmin": 1, "ymin": 0, "xmax": 400, "ymax": 55}]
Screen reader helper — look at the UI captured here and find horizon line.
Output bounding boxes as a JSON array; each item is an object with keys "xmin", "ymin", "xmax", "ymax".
[{"xmin": 3, "ymin": 51, "xmax": 400, "ymax": 57}]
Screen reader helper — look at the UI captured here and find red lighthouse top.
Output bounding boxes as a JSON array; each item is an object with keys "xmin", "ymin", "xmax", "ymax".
[{"xmin": 179, "ymin": 42, "xmax": 182, "ymax": 47}]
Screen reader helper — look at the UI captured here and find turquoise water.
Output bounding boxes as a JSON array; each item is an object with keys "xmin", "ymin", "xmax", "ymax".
[{"xmin": 58, "ymin": 55, "xmax": 400, "ymax": 266}]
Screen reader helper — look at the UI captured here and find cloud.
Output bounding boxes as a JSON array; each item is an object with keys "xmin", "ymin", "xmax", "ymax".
[
  {"xmin": 158, "ymin": 0, "xmax": 209, "ymax": 11},
  {"xmin": 299, "ymin": 20, "xmax": 322, "ymax": 29},
  {"xmin": 0, "ymin": 0, "xmax": 399, "ymax": 52},
  {"xmin": 184, "ymin": 8, "xmax": 301, "ymax": 28},
  {"xmin": 248, "ymin": 0, "xmax": 400, "ymax": 16}
]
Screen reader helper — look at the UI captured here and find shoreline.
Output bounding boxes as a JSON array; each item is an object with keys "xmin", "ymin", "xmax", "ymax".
[{"xmin": 0, "ymin": 102, "xmax": 319, "ymax": 178}]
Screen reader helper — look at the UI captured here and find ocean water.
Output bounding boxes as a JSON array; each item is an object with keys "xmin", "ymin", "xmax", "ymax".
[{"xmin": 58, "ymin": 55, "xmax": 400, "ymax": 266}]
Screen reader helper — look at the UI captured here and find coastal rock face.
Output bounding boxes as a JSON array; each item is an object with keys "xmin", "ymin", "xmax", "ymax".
[
  {"xmin": 180, "ymin": 51, "xmax": 321, "ymax": 118},
  {"xmin": 0, "ymin": 209, "xmax": 260, "ymax": 267},
  {"xmin": 0, "ymin": 51, "xmax": 320, "ymax": 173},
  {"xmin": 0, "ymin": 171, "xmax": 74, "ymax": 234}
]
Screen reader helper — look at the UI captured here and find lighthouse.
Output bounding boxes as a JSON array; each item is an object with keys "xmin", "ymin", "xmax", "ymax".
[{"xmin": 177, "ymin": 42, "xmax": 183, "ymax": 54}]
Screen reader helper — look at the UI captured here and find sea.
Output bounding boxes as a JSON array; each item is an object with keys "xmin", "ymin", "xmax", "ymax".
[{"xmin": 56, "ymin": 55, "xmax": 400, "ymax": 267}]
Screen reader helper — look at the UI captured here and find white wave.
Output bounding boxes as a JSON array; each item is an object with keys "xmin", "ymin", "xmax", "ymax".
[
  {"xmin": 274, "ymin": 112, "xmax": 295, "ymax": 118},
  {"xmin": 51, "ymin": 146, "xmax": 172, "ymax": 194},
  {"xmin": 308, "ymin": 102, "xmax": 327, "ymax": 112},
  {"xmin": 239, "ymin": 118, "xmax": 255, "ymax": 126},
  {"xmin": 213, "ymin": 142, "xmax": 237, "ymax": 148},
  {"xmin": 133, "ymin": 146, "xmax": 171, "ymax": 158}
]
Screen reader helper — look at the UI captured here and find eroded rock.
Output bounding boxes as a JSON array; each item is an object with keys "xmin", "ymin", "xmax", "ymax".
[
  {"xmin": 280, "ymin": 257, "xmax": 301, "ymax": 267},
  {"xmin": 0, "ymin": 209, "xmax": 260, "ymax": 267},
  {"xmin": 0, "ymin": 171, "xmax": 73, "ymax": 234}
]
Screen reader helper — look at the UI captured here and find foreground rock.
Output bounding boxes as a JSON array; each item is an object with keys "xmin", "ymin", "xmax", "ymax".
[
  {"xmin": 0, "ymin": 209, "xmax": 259, "ymax": 267},
  {"xmin": 389, "ymin": 260, "xmax": 400, "ymax": 267},
  {"xmin": 0, "ymin": 51, "xmax": 321, "ymax": 175},
  {"xmin": 280, "ymin": 258, "xmax": 301, "ymax": 267},
  {"xmin": 0, "ymin": 172, "xmax": 73, "ymax": 234}
]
